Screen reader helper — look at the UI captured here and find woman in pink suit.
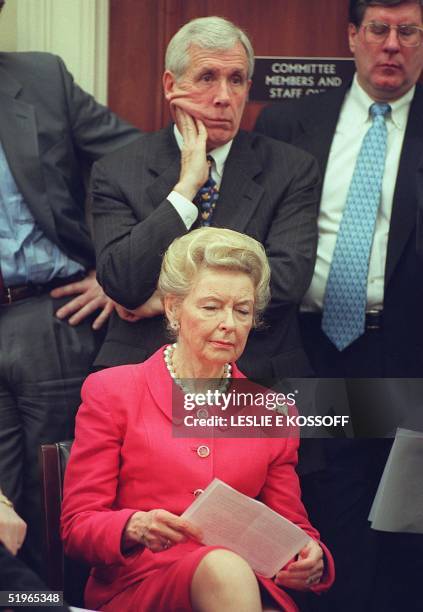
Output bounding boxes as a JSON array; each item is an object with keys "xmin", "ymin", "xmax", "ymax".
[{"xmin": 61, "ymin": 227, "xmax": 334, "ymax": 611}]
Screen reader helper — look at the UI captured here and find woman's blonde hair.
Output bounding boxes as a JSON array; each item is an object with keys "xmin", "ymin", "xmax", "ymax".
[{"xmin": 158, "ymin": 227, "xmax": 271, "ymax": 326}]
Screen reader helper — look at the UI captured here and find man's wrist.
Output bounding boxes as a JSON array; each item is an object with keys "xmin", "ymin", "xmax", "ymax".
[
  {"xmin": 173, "ymin": 181, "xmax": 199, "ymax": 202},
  {"xmin": 0, "ymin": 493, "xmax": 13, "ymax": 508},
  {"xmin": 167, "ymin": 191, "xmax": 198, "ymax": 229}
]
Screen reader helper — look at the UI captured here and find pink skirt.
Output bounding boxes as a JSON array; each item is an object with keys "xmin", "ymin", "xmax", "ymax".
[{"xmin": 101, "ymin": 546, "xmax": 222, "ymax": 612}]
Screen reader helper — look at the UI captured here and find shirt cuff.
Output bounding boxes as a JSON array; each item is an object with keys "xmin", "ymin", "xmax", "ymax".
[{"xmin": 168, "ymin": 191, "xmax": 198, "ymax": 229}]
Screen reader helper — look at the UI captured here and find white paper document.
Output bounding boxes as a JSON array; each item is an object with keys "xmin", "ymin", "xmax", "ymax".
[
  {"xmin": 369, "ymin": 428, "xmax": 423, "ymax": 533},
  {"xmin": 182, "ymin": 478, "xmax": 311, "ymax": 577}
]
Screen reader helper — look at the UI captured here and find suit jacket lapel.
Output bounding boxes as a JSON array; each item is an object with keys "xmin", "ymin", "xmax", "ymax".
[
  {"xmin": 143, "ymin": 347, "xmax": 185, "ymax": 426},
  {"xmin": 0, "ymin": 66, "xmax": 56, "ymax": 241},
  {"xmin": 212, "ymin": 130, "xmax": 264, "ymax": 231},
  {"xmin": 385, "ymin": 86, "xmax": 423, "ymax": 286},
  {"xmin": 145, "ymin": 126, "xmax": 182, "ymax": 205},
  {"xmin": 145, "ymin": 128, "xmax": 266, "ymax": 232},
  {"xmin": 292, "ymin": 86, "xmax": 347, "ymax": 179}
]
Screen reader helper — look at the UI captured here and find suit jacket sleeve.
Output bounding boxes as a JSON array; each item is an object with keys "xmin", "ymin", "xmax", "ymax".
[
  {"xmin": 417, "ymin": 161, "xmax": 423, "ymax": 261},
  {"xmin": 61, "ymin": 374, "xmax": 137, "ymax": 566},
  {"xmin": 260, "ymin": 145, "xmax": 319, "ymax": 307},
  {"xmin": 91, "ymin": 146, "xmax": 189, "ymax": 309},
  {"xmin": 254, "ymin": 102, "xmax": 303, "ymax": 144},
  {"xmin": 260, "ymin": 437, "xmax": 335, "ymax": 591},
  {"xmin": 56, "ymin": 55, "xmax": 140, "ymax": 162}
]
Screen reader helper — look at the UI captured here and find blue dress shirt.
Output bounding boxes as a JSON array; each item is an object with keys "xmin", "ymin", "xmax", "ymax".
[{"xmin": 0, "ymin": 142, "xmax": 83, "ymax": 286}]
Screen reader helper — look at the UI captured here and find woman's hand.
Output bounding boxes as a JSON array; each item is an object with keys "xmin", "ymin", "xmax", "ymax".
[
  {"xmin": 274, "ymin": 540, "xmax": 324, "ymax": 591},
  {"xmin": 121, "ymin": 509, "xmax": 203, "ymax": 554}
]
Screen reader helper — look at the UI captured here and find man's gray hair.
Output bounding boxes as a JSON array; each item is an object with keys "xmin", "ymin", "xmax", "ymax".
[{"xmin": 165, "ymin": 16, "xmax": 255, "ymax": 80}]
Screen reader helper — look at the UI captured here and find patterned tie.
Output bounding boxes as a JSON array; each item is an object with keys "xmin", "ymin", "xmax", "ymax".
[
  {"xmin": 321, "ymin": 102, "xmax": 391, "ymax": 351},
  {"xmin": 194, "ymin": 155, "xmax": 219, "ymax": 226}
]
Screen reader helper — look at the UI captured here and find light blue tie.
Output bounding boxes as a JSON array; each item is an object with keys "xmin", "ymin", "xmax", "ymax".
[{"xmin": 321, "ymin": 102, "xmax": 391, "ymax": 351}]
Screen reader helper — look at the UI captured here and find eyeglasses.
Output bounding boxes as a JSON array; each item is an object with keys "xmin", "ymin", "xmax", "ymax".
[{"xmin": 362, "ymin": 21, "xmax": 423, "ymax": 47}]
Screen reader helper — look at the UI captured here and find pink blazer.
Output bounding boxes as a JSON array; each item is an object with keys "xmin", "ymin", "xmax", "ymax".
[{"xmin": 61, "ymin": 347, "xmax": 334, "ymax": 611}]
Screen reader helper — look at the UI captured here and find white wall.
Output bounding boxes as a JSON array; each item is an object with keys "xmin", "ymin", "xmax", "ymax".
[
  {"xmin": 0, "ymin": 0, "xmax": 18, "ymax": 51},
  {"xmin": 1, "ymin": 0, "xmax": 109, "ymax": 103}
]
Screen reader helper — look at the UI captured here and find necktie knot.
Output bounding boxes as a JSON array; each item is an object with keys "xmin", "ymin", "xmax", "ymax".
[
  {"xmin": 370, "ymin": 102, "xmax": 391, "ymax": 119},
  {"xmin": 194, "ymin": 155, "xmax": 219, "ymax": 226},
  {"xmin": 204, "ymin": 155, "xmax": 215, "ymax": 185}
]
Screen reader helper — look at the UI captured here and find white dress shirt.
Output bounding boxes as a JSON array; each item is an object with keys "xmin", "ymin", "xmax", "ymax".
[
  {"xmin": 167, "ymin": 125, "xmax": 233, "ymax": 229},
  {"xmin": 302, "ymin": 75, "xmax": 414, "ymax": 312}
]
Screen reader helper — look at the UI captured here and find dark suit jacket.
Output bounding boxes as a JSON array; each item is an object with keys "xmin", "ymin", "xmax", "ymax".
[
  {"xmin": 92, "ymin": 126, "xmax": 320, "ymax": 379},
  {"xmin": 0, "ymin": 51, "xmax": 140, "ymax": 269},
  {"xmin": 256, "ymin": 84, "xmax": 423, "ymax": 376}
]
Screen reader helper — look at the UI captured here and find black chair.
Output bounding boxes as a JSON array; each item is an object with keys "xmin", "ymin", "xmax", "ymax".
[{"xmin": 39, "ymin": 440, "xmax": 89, "ymax": 607}]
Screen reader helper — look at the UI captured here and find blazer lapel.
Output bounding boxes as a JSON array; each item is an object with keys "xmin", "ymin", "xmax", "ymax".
[
  {"xmin": 212, "ymin": 131, "xmax": 264, "ymax": 231},
  {"xmin": 145, "ymin": 126, "xmax": 182, "ymax": 205},
  {"xmin": 0, "ymin": 66, "xmax": 56, "ymax": 241},
  {"xmin": 143, "ymin": 347, "xmax": 185, "ymax": 426},
  {"xmin": 385, "ymin": 86, "xmax": 423, "ymax": 286},
  {"xmin": 292, "ymin": 86, "xmax": 347, "ymax": 178},
  {"xmin": 144, "ymin": 127, "xmax": 265, "ymax": 232}
]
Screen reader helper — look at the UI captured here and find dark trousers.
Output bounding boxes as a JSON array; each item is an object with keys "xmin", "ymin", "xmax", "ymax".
[
  {"xmin": 0, "ymin": 294, "xmax": 102, "ymax": 578},
  {"xmin": 0, "ymin": 543, "xmax": 71, "ymax": 611},
  {"xmin": 299, "ymin": 312, "xmax": 385, "ymax": 377},
  {"xmin": 298, "ymin": 314, "xmax": 423, "ymax": 612}
]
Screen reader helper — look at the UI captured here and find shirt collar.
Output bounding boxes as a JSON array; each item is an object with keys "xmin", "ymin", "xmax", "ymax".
[
  {"xmin": 173, "ymin": 124, "xmax": 233, "ymax": 180},
  {"xmin": 348, "ymin": 73, "xmax": 414, "ymax": 130}
]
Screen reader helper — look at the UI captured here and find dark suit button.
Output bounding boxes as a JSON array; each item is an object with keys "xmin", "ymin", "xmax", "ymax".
[{"xmin": 193, "ymin": 488, "xmax": 204, "ymax": 497}]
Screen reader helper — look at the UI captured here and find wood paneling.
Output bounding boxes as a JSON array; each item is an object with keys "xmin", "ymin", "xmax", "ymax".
[{"xmin": 109, "ymin": 0, "xmax": 351, "ymax": 131}]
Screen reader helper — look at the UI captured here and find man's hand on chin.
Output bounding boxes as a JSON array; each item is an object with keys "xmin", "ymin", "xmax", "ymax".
[{"xmin": 172, "ymin": 106, "xmax": 210, "ymax": 201}]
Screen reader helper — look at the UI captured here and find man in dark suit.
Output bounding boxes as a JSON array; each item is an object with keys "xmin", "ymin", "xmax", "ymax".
[
  {"xmin": 256, "ymin": 0, "xmax": 423, "ymax": 379},
  {"xmin": 91, "ymin": 15, "xmax": 319, "ymax": 382},
  {"xmin": 0, "ymin": 0, "xmax": 140, "ymax": 576},
  {"xmin": 255, "ymin": 1, "xmax": 423, "ymax": 610}
]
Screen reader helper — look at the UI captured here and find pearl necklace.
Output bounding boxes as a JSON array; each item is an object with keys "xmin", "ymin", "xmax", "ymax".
[{"xmin": 163, "ymin": 343, "xmax": 232, "ymax": 395}]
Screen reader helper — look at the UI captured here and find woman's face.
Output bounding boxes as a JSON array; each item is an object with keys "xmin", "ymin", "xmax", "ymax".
[{"xmin": 167, "ymin": 267, "xmax": 255, "ymax": 369}]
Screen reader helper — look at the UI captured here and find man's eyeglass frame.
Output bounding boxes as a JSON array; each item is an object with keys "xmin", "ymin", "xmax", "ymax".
[{"xmin": 361, "ymin": 21, "xmax": 423, "ymax": 47}]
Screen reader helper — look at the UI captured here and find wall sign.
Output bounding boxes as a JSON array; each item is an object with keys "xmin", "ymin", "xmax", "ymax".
[{"xmin": 250, "ymin": 57, "xmax": 355, "ymax": 102}]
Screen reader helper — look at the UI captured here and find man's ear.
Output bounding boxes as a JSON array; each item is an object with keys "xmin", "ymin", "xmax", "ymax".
[
  {"xmin": 163, "ymin": 71, "xmax": 176, "ymax": 101},
  {"xmin": 245, "ymin": 78, "xmax": 252, "ymax": 103},
  {"xmin": 348, "ymin": 23, "xmax": 358, "ymax": 54}
]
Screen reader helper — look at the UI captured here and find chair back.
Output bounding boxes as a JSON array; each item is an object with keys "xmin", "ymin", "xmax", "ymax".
[{"xmin": 39, "ymin": 441, "xmax": 89, "ymax": 606}]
